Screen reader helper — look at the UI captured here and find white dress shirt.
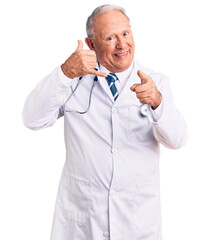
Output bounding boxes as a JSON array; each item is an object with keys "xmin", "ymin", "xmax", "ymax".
[{"xmin": 99, "ymin": 62, "xmax": 133, "ymax": 94}]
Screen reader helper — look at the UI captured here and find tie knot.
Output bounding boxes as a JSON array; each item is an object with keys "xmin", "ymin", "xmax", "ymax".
[{"xmin": 106, "ymin": 73, "xmax": 118, "ymax": 84}]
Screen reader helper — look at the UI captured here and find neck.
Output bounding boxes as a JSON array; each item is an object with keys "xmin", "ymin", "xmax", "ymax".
[{"xmin": 98, "ymin": 62, "xmax": 132, "ymax": 73}]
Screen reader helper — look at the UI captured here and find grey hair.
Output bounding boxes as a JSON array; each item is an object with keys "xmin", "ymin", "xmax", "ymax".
[{"xmin": 86, "ymin": 4, "xmax": 130, "ymax": 38}]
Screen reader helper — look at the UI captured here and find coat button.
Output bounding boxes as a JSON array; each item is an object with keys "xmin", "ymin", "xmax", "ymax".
[
  {"xmin": 112, "ymin": 107, "xmax": 117, "ymax": 113},
  {"xmin": 109, "ymin": 190, "xmax": 114, "ymax": 196},
  {"xmin": 103, "ymin": 231, "xmax": 110, "ymax": 238},
  {"xmin": 111, "ymin": 148, "xmax": 117, "ymax": 153}
]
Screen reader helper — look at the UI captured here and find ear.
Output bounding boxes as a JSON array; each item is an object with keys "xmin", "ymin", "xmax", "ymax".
[{"xmin": 85, "ymin": 37, "xmax": 95, "ymax": 51}]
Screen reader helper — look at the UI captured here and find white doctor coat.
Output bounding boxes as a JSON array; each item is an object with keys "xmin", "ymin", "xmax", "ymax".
[{"xmin": 22, "ymin": 59, "xmax": 188, "ymax": 240}]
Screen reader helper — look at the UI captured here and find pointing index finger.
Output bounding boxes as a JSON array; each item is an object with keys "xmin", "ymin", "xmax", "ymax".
[{"xmin": 137, "ymin": 70, "xmax": 150, "ymax": 84}]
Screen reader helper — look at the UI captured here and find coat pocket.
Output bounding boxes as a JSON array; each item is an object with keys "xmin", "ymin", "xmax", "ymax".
[
  {"xmin": 128, "ymin": 105, "xmax": 154, "ymax": 145},
  {"xmin": 133, "ymin": 180, "xmax": 160, "ymax": 231},
  {"xmin": 58, "ymin": 173, "xmax": 91, "ymax": 225}
]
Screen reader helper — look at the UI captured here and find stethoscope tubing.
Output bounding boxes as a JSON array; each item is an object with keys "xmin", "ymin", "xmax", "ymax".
[
  {"xmin": 64, "ymin": 75, "xmax": 98, "ymax": 114},
  {"xmin": 64, "ymin": 70, "xmax": 148, "ymax": 117}
]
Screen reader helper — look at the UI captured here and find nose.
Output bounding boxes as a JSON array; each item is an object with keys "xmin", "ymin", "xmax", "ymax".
[{"xmin": 116, "ymin": 36, "xmax": 126, "ymax": 49}]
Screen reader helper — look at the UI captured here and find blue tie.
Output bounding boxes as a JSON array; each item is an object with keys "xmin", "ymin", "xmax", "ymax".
[{"xmin": 106, "ymin": 73, "xmax": 119, "ymax": 101}]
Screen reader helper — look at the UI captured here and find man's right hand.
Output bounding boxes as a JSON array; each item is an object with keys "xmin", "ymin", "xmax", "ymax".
[{"xmin": 61, "ymin": 40, "xmax": 107, "ymax": 79}]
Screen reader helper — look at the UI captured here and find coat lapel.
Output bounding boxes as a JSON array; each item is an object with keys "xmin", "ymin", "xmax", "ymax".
[
  {"xmin": 97, "ymin": 76, "xmax": 115, "ymax": 103},
  {"xmin": 115, "ymin": 60, "xmax": 141, "ymax": 102}
]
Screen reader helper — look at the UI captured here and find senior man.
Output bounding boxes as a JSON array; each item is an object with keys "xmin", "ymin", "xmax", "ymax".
[{"xmin": 23, "ymin": 4, "xmax": 187, "ymax": 240}]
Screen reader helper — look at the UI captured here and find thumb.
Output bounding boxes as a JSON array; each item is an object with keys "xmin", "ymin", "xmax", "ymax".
[
  {"xmin": 137, "ymin": 70, "xmax": 148, "ymax": 84},
  {"xmin": 75, "ymin": 40, "xmax": 83, "ymax": 51}
]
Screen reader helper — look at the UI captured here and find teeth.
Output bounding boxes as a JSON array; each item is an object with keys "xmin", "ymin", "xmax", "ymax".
[{"xmin": 115, "ymin": 52, "xmax": 127, "ymax": 56}]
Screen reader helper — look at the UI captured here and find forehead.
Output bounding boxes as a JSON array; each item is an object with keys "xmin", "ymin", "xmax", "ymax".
[{"xmin": 93, "ymin": 10, "xmax": 130, "ymax": 35}]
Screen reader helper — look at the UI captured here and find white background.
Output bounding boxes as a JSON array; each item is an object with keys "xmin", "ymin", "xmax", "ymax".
[{"xmin": 0, "ymin": 0, "xmax": 210, "ymax": 239}]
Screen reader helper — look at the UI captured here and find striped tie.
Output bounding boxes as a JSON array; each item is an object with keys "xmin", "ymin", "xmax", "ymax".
[{"xmin": 106, "ymin": 73, "xmax": 119, "ymax": 101}]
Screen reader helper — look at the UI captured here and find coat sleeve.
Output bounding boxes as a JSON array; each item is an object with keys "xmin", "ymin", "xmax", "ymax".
[
  {"xmin": 146, "ymin": 74, "xmax": 188, "ymax": 149},
  {"xmin": 22, "ymin": 66, "xmax": 73, "ymax": 130}
]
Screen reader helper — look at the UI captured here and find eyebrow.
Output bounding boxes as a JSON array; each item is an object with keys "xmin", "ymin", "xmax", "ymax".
[{"xmin": 103, "ymin": 27, "xmax": 131, "ymax": 37}]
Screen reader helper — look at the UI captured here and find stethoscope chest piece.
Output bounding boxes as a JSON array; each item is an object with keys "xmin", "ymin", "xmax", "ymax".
[{"xmin": 140, "ymin": 104, "xmax": 148, "ymax": 118}]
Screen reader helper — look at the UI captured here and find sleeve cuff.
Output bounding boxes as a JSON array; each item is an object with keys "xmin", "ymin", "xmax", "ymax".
[
  {"xmin": 147, "ymin": 100, "xmax": 164, "ymax": 123},
  {"xmin": 58, "ymin": 65, "xmax": 73, "ymax": 86}
]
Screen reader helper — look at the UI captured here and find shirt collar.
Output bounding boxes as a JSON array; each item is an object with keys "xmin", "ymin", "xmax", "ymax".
[{"xmin": 98, "ymin": 62, "xmax": 134, "ymax": 83}]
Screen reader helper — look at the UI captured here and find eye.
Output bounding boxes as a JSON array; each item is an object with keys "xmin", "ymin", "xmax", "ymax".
[
  {"xmin": 123, "ymin": 32, "xmax": 129, "ymax": 37},
  {"xmin": 107, "ymin": 36, "xmax": 115, "ymax": 41}
]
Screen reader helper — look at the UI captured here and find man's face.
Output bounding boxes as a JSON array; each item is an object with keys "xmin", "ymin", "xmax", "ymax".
[{"xmin": 86, "ymin": 10, "xmax": 135, "ymax": 73}]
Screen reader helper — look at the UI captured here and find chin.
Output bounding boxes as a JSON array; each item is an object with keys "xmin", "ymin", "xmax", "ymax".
[{"xmin": 115, "ymin": 61, "xmax": 132, "ymax": 72}]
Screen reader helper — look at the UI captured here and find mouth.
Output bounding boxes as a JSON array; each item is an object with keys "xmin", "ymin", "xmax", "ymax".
[{"xmin": 114, "ymin": 51, "xmax": 128, "ymax": 57}]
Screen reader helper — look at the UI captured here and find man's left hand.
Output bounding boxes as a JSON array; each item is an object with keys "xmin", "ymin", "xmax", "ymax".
[{"xmin": 130, "ymin": 70, "xmax": 162, "ymax": 110}]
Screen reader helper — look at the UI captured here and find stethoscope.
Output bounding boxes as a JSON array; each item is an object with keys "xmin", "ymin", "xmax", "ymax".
[
  {"xmin": 64, "ymin": 69, "xmax": 98, "ymax": 114},
  {"xmin": 64, "ymin": 68, "xmax": 148, "ymax": 117}
]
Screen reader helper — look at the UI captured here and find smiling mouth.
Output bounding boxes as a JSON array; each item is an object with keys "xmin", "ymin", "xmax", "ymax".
[{"xmin": 114, "ymin": 51, "xmax": 128, "ymax": 57}]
